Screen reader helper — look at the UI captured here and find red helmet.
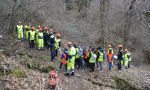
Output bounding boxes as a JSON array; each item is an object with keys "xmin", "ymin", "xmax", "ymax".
[
  {"xmin": 39, "ymin": 28, "xmax": 42, "ymax": 31},
  {"xmin": 31, "ymin": 27, "xmax": 35, "ymax": 30},
  {"xmin": 118, "ymin": 44, "xmax": 123, "ymax": 48}
]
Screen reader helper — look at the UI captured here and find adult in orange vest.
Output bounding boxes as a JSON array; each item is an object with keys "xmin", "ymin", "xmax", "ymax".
[
  {"xmin": 48, "ymin": 68, "xmax": 58, "ymax": 90},
  {"xmin": 107, "ymin": 49, "xmax": 114, "ymax": 71},
  {"xmin": 84, "ymin": 47, "xmax": 90, "ymax": 68},
  {"xmin": 59, "ymin": 48, "xmax": 68, "ymax": 71}
]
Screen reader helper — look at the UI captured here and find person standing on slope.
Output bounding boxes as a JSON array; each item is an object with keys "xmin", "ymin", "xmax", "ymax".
[
  {"xmin": 28, "ymin": 27, "xmax": 36, "ymax": 49},
  {"xmin": 16, "ymin": 21, "xmax": 24, "ymax": 40},
  {"xmin": 66, "ymin": 42, "xmax": 76, "ymax": 76},
  {"xmin": 117, "ymin": 44, "xmax": 124, "ymax": 70}
]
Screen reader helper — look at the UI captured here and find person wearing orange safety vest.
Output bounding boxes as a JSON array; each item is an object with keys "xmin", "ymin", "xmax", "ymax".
[
  {"xmin": 84, "ymin": 47, "xmax": 90, "ymax": 68},
  {"xmin": 107, "ymin": 49, "xmax": 114, "ymax": 71},
  {"xmin": 48, "ymin": 68, "xmax": 58, "ymax": 90},
  {"xmin": 16, "ymin": 21, "xmax": 24, "ymax": 40},
  {"xmin": 59, "ymin": 48, "xmax": 68, "ymax": 71},
  {"xmin": 107, "ymin": 45, "xmax": 114, "ymax": 54},
  {"xmin": 28, "ymin": 27, "xmax": 35, "ymax": 49}
]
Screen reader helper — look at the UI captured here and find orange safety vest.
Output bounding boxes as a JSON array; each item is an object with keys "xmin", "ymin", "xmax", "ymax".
[
  {"xmin": 49, "ymin": 71, "xmax": 57, "ymax": 85},
  {"xmin": 61, "ymin": 53, "xmax": 68, "ymax": 64},
  {"xmin": 49, "ymin": 79, "xmax": 56, "ymax": 85},
  {"xmin": 84, "ymin": 49, "xmax": 88, "ymax": 60},
  {"xmin": 107, "ymin": 53, "xmax": 113, "ymax": 62}
]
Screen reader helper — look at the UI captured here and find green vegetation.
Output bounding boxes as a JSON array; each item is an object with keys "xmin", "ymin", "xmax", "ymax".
[
  {"xmin": 114, "ymin": 77, "xmax": 138, "ymax": 90},
  {"xmin": 13, "ymin": 67, "xmax": 26, "ymax": 78},
  {"xmin": 39, "ymin": 64, "xmax": 54, "ymax": 73}
]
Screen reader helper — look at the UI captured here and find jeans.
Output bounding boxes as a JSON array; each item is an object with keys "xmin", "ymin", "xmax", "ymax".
[
  {"xmin": 98, "ymin": 62, "xmax": 103, "ymax": 71},
  {"xmin": 117, "ymin": 59, "xmax": 122, "ymax": 70},
  {"xmin": 29, "ymin": 40, "xmax": 34, "ymax": 48},
  {"xmin": 50, "ymin": 46, "xmax": 55, "ymax": 62},
  {"xmin": 108, "ymin": 62, "xmax": 113, "ymax": 70}
]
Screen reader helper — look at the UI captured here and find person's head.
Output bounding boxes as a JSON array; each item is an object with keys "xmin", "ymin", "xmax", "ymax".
[
  {"xmin": 109, "ymin": 49, "xmax": 112, "ymax": 54},
  {"xmin": 108, "ymin": 45, "xmax": 112, "ymax": 48},
  {"xmin": 125, "ymin": 49, "xmax": 128, "ymax": 53},
  {"xmin": 68, "ymin": 42, "xmax": 73, "ymax": 48},
  {"xmin": 39, "ymin": 28, "xmax": 42, "ymax": 32},
  {"xmin": 18, "ymin": 21, "xmax": 21, "ymax": 25},
  {"xmin": 100, "ymin": 49, "xmax": 103, "ymax": 53},
  {"xmin": 44, "ymin": 27, "xmax": 48, "ymax": 30},
  {"xmin": 50, "ymin": 67, "xmax": 55, "ymax": 71},
  {"xmin": 31, "ymin": 26, "xmax": 35, "ymax": 31},
  {"xmin": 64, "ymin": 48, "xmax": 68, "ymax": 53},
  {"xmin": 91, "ymin": 48, "xmax": 95, "ymax": 53}
]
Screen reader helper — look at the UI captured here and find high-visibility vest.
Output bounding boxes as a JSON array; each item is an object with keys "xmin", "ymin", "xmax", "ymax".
[
  {"xmin": 98, "ymin": 51, "xmax": 104, "ymax": 62},
  {"xmin": 124, "ymin": 53, "xmax": 129, "ymax": 61},
  {"xmin": 75, "ymin": 48, "xmax": 79, "ymax": 58},
  {"xmin": 29, "ymin": 31, "xmax": 35, "ymax": 40},
  {"xmin": 107, "ymin": 53, "xmax": 113, "ymax": 62},
  {"xmin": 128, "ymin": 52, "xmax": 131, "ymax": 61},
  {"xmin": 17, "ymin": 25, "xmax": 23, "ymax": 33},
  {"xmin": 54, "ymin": 38, "xmax": 61, "ymax": 49},
  {"xmin": 38, "ymin": 32, "xmax": 43, "ymax": 39},
  {"xmin": 68, "ymin": 47, "xmax": 76, "ymax": 56},
  {"xmin": 61, "ymin": 53, "xmax": 68, "ymax": 64},
  {"xmin": 89, "ymin": 52, "xmax": 96, "ymax": 63}
]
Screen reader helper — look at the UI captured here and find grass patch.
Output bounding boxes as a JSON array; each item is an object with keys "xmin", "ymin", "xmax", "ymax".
[
  {"xmin": 13, "ymin": 67, "xmax": 26, "ymax": 78},
  {"xmin": 114, "ymin": 77, "xmax": 138, "ymax": 90},
  {"xmin": 39, "ymin": 64, "xmax": 54, "ymax": 73}
]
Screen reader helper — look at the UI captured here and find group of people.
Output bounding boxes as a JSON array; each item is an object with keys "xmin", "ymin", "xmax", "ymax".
[
  {"xmin": 16, "ymin": 21, "xmax": 132, "ymax": 90},
  {"xmin": 59, "ymin": 43, "xmax": 132, "ymax": 76},
  {"xmin": 16, "ymin": 21, "xmax": 61, "ymax": 62}
]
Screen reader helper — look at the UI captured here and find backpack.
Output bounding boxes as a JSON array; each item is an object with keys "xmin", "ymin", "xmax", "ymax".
[{"xmin": 49, "ymin": 35, "xmax": 55, "ymax": 44}]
